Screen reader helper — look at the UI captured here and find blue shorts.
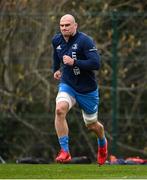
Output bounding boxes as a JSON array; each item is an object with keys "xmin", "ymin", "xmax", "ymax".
[{"xmin": 58, "ymin": 83, "xmax": 99, "ymax": 114}]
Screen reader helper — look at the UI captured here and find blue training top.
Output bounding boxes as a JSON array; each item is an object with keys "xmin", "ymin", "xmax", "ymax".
[{"xmin": 52, "ymin": 31, "xmax": 101, "ymax": 93}]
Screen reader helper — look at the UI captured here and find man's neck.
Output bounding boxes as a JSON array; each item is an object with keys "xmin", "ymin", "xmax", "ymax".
[
  {"xmin": 64, "ymin": 36, "xmax": 69, "ymax": 42},
  {"xmin": 63, "ymin": 31, "xmax": 77, "ymax": 42}
]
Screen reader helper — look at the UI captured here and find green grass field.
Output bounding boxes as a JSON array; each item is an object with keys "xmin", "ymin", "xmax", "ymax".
[{"xmin": 0, "ymin": 164, "xmax": 147, "ymax": 179}]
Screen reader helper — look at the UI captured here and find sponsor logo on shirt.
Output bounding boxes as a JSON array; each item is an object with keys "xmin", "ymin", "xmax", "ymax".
[
  {"xmin": 72, "ymin": 51, "xmax": 80, "ymax": 75},
  {"xmin": 73, "ymin": 66, "xmax": 80, "ymax": 75},
  {"xmin": 89, "ymin": 46, "xmax": 97, "ymax": 51}
]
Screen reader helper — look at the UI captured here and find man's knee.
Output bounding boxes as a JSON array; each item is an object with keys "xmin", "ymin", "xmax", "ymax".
[
  {"xmin": 87, "ymin": 122, "xmax": 103, "ymax": 131},
  {"xmin": 56, "ymin": 102, "xmax": 68, "ymax": 116},
  {"xmin": 56, "ymin": 106, "xmax": 64, "ymax": 116}
]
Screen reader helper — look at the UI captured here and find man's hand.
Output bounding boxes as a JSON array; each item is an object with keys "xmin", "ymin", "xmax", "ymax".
[
  {"xmin": 54, "ymin": 70, "xmax": 62, "ymax": 80},
  {"xmin": 63, "ymin": 55, "xmax": 74, "ymax": 66}
]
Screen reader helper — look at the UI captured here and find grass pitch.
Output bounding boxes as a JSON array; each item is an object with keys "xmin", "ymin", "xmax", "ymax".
[{"xmin": 0, "ymin": 164, "xmax": 147, "ymax": 179}]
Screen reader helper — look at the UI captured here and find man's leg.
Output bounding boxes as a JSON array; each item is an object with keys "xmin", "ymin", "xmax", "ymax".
[
  {"xmin": 87, "ymin": 121, "xmax": 108, "ymax": 165},
  {"xmin": 55, "ymin": 101, "xmax": 69, "ymax": 138},
  {"xmin": 82, "ymin": 111, "xmax": 107, "ymax": 165},
  {"xmin": 78, "ymin": 88, "xmax": 107, "ymax": 165},
  {"xmin": 55, "ymin": 91, "xmax": 76, "ymax": 163},
  {"xmin": 55, "ymin": 101, "xmax": 72, "ymax": 163}
]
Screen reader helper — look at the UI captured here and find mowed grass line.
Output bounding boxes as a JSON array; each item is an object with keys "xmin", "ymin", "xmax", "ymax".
[{"xmin": 0, "ymin": 164, "xmax": 147, "ymax": 179}]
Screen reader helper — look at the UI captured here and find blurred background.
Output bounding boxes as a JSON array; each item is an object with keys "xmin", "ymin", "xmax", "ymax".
[{"xmin": 0, "ymin": 0, "xmax": 147, "ymax": 163}]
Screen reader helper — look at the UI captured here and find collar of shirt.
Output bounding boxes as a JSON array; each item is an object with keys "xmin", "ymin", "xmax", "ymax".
[{"xmin": 61, "ymin": 31, "xmax": 79, "ymax": 43}]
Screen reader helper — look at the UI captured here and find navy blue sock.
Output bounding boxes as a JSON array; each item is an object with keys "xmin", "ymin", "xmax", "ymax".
[
  {"xmin": 98, "ymin": 137, "xmax": 106, "ymax": 147},
  {"xmin": 59, "ymin": 136, "xmax": 69, "ymax": 152}
]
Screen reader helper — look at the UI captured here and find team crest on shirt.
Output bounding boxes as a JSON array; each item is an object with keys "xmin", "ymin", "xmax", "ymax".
[{"xmin": 72, "ymin": 43, "xmax": 78, "ymax": 50}]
